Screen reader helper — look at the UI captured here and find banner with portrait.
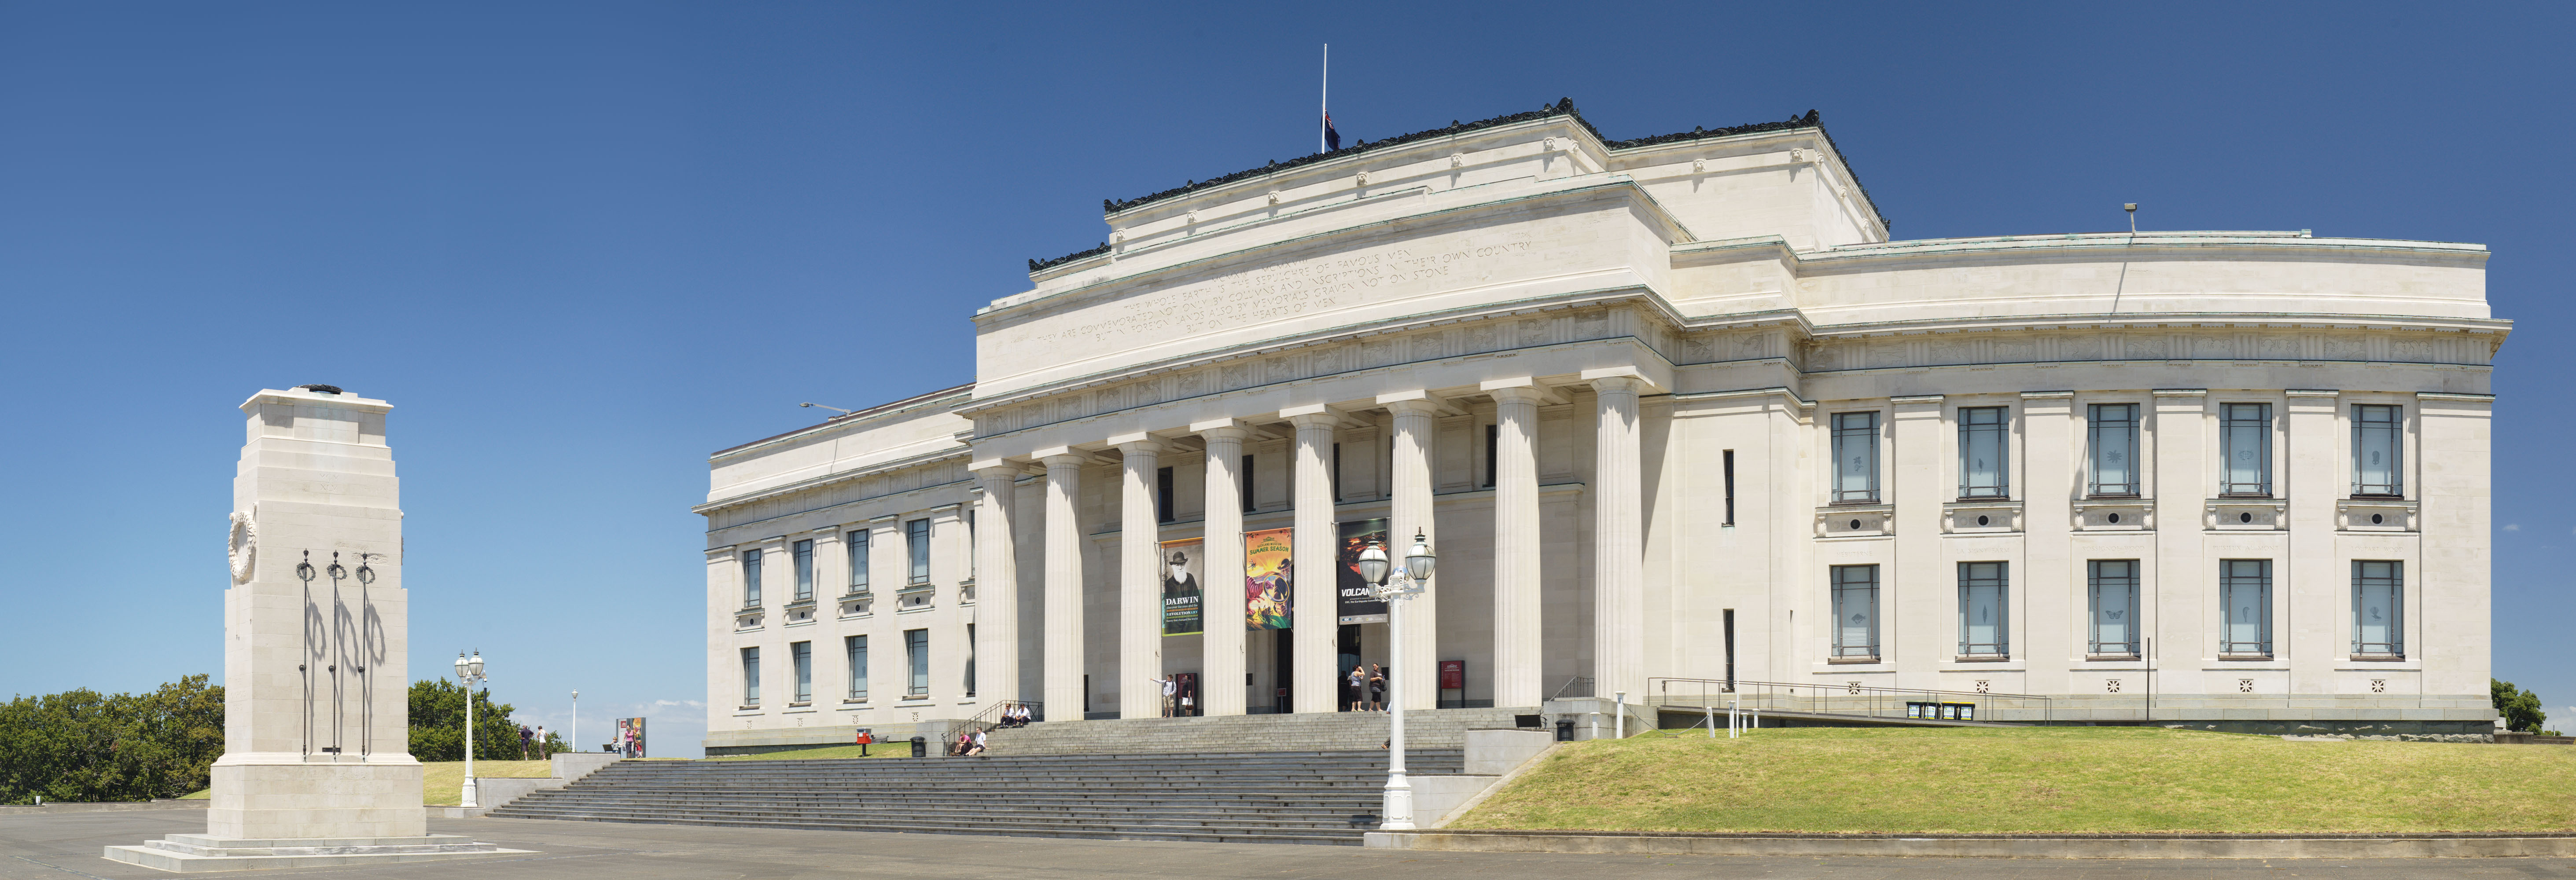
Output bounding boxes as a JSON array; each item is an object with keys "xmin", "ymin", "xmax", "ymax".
[
  {"xmin": 1336, "ymin": 518, "xmax": 1390, "ymax": 624},
  {"xmin": 1244, "ymin": 527, "xmax": 1292, "ymax": 631},
  {"xmin": 1160, "ymin": 537, "xmax": 1203, "ymax": 635}
]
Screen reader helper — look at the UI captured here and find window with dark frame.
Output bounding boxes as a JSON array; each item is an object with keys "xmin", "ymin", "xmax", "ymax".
[
  {"xmin": 2087, "ymin": 559, "xmax": 2141, "ymax": 656},
  {"xmin": 1156, "ymin": 466, "xmax": 1175, "ymax": 523},
  {"xmin": 1332, "ymin": 442, "xmax": 1342, "ymax": 501},
  {"xmin": 1958, "ymin": 407, "xmax": 2009, "ymax": 499},
  {"xmin": 2220, "ymin": 559, "xmax": 2272, "ymax": 656},
  {"xmin": 1240, "ymin": 454, "xmax": 1255, "ymax": 512},
  {"xmin": 1830, "ymin": 412, "xmax": 1880, "ymax": 503},
  {"xmin": 741, "ymin": 549, "xmax": 762, "ymax": 608},
  {"xmin": 1721, "ymin": 449, "xmax": 1737, "ymax": 525},
  {"xmin": 905, "ymin": 518, "xmax": 931, "ymax": 584},
  {"xmin": 791, "ymin": 641, "xmax": 813, "ymax": 704},
  {"xmin": 845, "ymin": 635, "xmax": 867, "ymax": 701},
  {"xmin": 1830, "ymin": 565, "xmax": 1879, "ymax": 659},
  {"xmin": 740, "ymin": 646, "xmax": 760, "ymax": 707},
  {"xmin": 791, "ymin": 539, "xmax": 814, "ymax": 602},
  {"xmin": 964, "ymin": 623, "xmax": 976, "ymax": 697},
  {"xmin": 2220, "ymin": 403, "xmax": 2273, "ymax": 496},
  {"xmin": 2353, "ymin": 560, "xmax": 2404, "ymax": 657},
  {"xmin": 846, "ymin": 530, "xmax": 869, "ymax": 594},
  {"xmin": 905, "ymin": 629, "xmax": 930, "ymax": 696},
  {"xmin": 2353, "ymin": 405, "xmax": 2403, "ymax": 497},
  {"xmin": 1483, "ymin": 424, "xmax": 1498, "ymax": 488},
  {"xmin": 1958, "ymin": 561, "xmax": 2008, "ymax": 657},
  {"xmin": 2087, "ymin": 403, "xmax": 2141, "ymax": 496}
]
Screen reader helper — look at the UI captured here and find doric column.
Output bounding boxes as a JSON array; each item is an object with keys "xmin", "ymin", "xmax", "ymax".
[
  {"xmin": 1483, "ymin": 380, "xmax": 1547, "ymax": 709},
  {"xmin": 1194, "ymin": 420, "xmax": 1252, "ymax": 716},
  {"xmin": 1040, "ymin": 452, "xmax": 1086, "ymax": 719},
  {"xmin": 1380, "ymin": 393, "xmax": 1442, "ymax": 711},
  {"xmin": 1115, "ymin": 438, "xmax": 1164, "ymax": 720},
  {"xmin": 1588, "ymin": 375, "xmax": 1646, "ymax": 700},
  {"xmin": 1283, "ymin": 406, "xmax": 1341, "ymax": 714},
  {"xmin": 972, "ymin": 464, "xmax": 1021, "ymax": 704}
]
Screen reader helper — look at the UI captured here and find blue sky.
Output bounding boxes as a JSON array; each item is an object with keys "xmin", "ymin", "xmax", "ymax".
[{"xmin": 3, "ymin": 3, "xmax": 2568, "ymax": 754}]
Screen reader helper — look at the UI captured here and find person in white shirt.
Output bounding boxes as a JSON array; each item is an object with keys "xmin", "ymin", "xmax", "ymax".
[{"xmin": 1147, "ymin": 676, "xmax": 1178, "ymax": 717}]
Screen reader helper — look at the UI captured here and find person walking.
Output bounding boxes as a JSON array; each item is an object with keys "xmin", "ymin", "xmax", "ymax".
[
  {"xmin": 1368, "ymin": 664, "xmax": 1388, "ymax": 712},
  {"xmin": 1347, "ymin": 664, "xmax": 1368, "ymax": 712},
  {"xmin": 534, "ymin": 725, "xmax": 550, "ymax": 758}
]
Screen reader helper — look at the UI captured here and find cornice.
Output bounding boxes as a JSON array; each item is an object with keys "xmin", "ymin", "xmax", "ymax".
[
  {"xmin": 710, "ymin": 384, "xmax": 975, "ymax": 462},
  {"xmin": 696, "ymin": 448, "xmax": 972, "ymax": 517}
]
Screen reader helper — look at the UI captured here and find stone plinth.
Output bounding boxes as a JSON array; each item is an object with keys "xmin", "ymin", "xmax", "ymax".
[{"xmin": 104, "ymin": 834, "xmax": 528, "ymax": 873}]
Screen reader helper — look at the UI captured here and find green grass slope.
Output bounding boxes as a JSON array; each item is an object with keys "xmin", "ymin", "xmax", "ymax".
[{"xmin": 1452, "ymin": 727, "xmax": 2576, "ymax": 835}]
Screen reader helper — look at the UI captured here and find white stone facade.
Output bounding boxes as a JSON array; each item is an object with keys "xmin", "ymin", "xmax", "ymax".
[{"xmin": 702, "ymin": 104, "xmax": 2502, "ymax": 749}]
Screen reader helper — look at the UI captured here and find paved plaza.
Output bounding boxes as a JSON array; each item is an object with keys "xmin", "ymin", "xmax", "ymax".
[{"xmin": 8, "ymin": 810, "xmax": 2575, "ymax": 880}]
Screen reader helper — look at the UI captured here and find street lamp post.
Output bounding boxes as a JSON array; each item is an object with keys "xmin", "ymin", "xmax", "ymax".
[
  {"xmin": 570, "ymin": 689, "xmax": 578, "ymax": 755},
  {"xmin": 453, "ymin": 651, "xmax": 486, "ymax": 807},
  {"xmin": 1357, "ymin": 530, "xmax": 1437, "ymax": 831}
]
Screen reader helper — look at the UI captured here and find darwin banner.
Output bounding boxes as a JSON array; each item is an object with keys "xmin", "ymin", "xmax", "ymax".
[{"xmin": 1161, "ymin": 538, "xmax": 1204, "ymax": 635}]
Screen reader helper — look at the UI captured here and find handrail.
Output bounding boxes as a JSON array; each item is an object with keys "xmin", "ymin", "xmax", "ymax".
[
  {"xmin": 945, "ymin": 700, "xmax": 1041, "ymax": 753},
  {"xmin": 1647, "ymin": 677, "xmax": 2054, "ymax": 726},
  {"xmin": 1552, "ymin": 675, "xmax": 1595, "ymax": 700}
]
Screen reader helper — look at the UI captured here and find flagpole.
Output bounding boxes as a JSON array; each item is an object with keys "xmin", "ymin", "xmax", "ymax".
[{"xmin": 1320, "ymin": 44, "xmax": 1328, "ymax": 154}]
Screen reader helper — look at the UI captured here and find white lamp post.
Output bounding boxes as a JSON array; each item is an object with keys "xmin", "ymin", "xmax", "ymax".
[
  {"xmin": 570, "ymin": 689, "xmax": 579, "ymax": 755},
  {"xmin": 454, "ymin": 651, "xmax": 486, "ymax": 807},
  {"xmin": 1358, "ymin": 530, "xmax": 1436, "ymax": 831}
]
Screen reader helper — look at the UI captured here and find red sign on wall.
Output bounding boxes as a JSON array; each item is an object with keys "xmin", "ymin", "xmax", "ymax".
[{"xmin": 1438, "ymin": 660, "xmax": 1465, "ymax": 690}]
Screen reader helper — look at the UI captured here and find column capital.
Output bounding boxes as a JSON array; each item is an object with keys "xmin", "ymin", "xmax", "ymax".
[
  {"xmin": 1375, "ymin": 389, "xmax": 1456, "ymax": 416},
  {"xmin": 971, "ymin": 461, "xmax": 1023, "ymax": 478},
  {"xmin": 1486, "ymin": 385, "xmax": 1552, "ymax": 407},
  {"xmin": 1114, "ymin": 439, "xmax": 1164, "ymax": 457},
  {"xmin": 1039, "ymin": 451, "xmax": 1089, "ymax": 469},
  {"xmin": 1282, "ymin": 409, "xmax": 1343, "ymax": 430},
  {"xmin": 1579, "ymin": 365, "xmax": 1663, "ymax": 393},
  {"xmin": 1189, "ymin": 416, "xmax": 1257, "ymax": 438}
]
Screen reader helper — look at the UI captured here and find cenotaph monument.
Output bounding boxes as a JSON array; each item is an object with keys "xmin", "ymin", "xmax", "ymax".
[{"xmin": 107, "ymin": 386, "xmax": 525, "ymax": 871}]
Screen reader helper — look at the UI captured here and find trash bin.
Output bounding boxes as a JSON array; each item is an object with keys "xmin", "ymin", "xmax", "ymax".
[
  {"xmin": 1555, "ymin": 719, "xmax": 1575, "ymax": 742},
  {"xmin": 908, "ymin": 736, "xmax": 927, "ymax": 758}
]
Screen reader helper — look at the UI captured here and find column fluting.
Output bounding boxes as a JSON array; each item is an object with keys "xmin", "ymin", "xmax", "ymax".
[
  {"xmin": 1198, "ymin": 425, "xmax": 1251, "ymax": 716},
  {"xmin": 973, "ymin": 466, "xmax": 1021, "ymax": 705},
  {"xmin": 1041, "ymin": 454, "xmax": 1086, "ymax": 719},
  {"xmin": 1489, "ymin": 385, "xmax": 1546, "ymax": 709},
  {"xmin": 1386, "ymin": 398, "xmax": 1441, "ymax": 711},
  {"xmin": 1590, "ymin": 377, "xmax": 1645, "ymax": 700},
  {"xmin": 1118, "ymin": 440, "xmax": 1164, "ymax": 720},
  {"xmin": 1287, "ymin": 411, "xmax": 1340, "ymax": 714}
]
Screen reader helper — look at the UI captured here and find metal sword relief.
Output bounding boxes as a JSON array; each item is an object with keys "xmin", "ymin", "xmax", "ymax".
[{"xmin": 299, "ymin": 548, "xmax": 386, "ymax": 761}]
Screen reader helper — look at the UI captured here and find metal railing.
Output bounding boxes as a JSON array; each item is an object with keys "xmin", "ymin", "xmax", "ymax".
[
  {"xmin": 1648, "ymin": 677, "xmax": 2053, "ymax": 726},
  {"xmin": 945, "ymin": 700, "xmax": 1041, "ymax": 753},
  {"xmin": 1552, "ymin": 676, "xmax": 1595, "ymax": 699}
]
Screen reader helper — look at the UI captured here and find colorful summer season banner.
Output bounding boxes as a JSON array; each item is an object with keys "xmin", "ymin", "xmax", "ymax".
[
  {"xmin": 615, "ymin": 717, "xmax": 647, "ymax": 759},
  {"xmin": 1161, "ymin": 537, "xmax": 1204, "ymax": 636},
  {"xmin": 1335, "ymin": 518, "xmax": 1391, "ymax": 624},
  {"xmin": 1244, "ymin": 528, "xmax": 1293, "ymax": 631}
]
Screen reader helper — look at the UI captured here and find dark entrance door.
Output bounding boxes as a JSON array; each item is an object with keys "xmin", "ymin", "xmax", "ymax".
[{"xmin": 1273, "ymin": 630, "xmax": 1293, "ymax": 713}]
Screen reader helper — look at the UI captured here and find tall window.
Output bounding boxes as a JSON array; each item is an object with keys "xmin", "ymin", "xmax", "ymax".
[
  {"xmin": 740, "ymin": 647, "xmax": 761, "ymax": 707},
  {"xmin": 1831, "ymin": 412, "xmax": 1880, "ymax": 503},
  {"xmin": 2353, "ymin": 405, "xmax": 2404, "ymax": 496},
  {"xmin": 1331, "ymin": 442, "xmax": 1343, "ymax": 501},
  {"xmin": 965, "ymin": 510, "xmax": 976, "ymax": 579},
  {"xmin": 1483, "ymin": 424, "xmax": 1498, "ymax": 488},
  {"xmin": 964, "ymin": 623, "xmax": 977, "ymax": 697},
  {"xmin": 1156, "ymin": 466, "xmax": 1176, "ymax": 523},
  {"xmin": 905, "ymin": 629, "xmax": 930, "ymax": 696},
  {"xmin": 846, "ymin": 530, "xmax": 870, "ymax": 593},
  {"xmin": 2220, "ymin": 559, "xmax": 2272, "ymax": 656},
  {"xmin": 1721, "ymin": 449, "xmax": 1737, "ymax": 525},
  {"xmin": 2353, "ymin": 561, "xmax": 2404, "ymax": 656},
  {"xmin": 905, "ymin": 518, "xmax": 931, "ymax": 584},
  {"xmin": 2088, "ymin": 404, "xmax": 2140, "ymax": 496},
  {"xmin": 791, "ymin": 641, "xmax": 813, "ymax": 704},
  {"xmin": 1958, "ymin": 407, "xmax": 2009, "ymax": 499},
  {"xmin": 2087, "ymin": 560, "xmax": 2140, "ymax": 656},
  {"xmin": 1958, "ymin": 561, "xmax": 2008, "ymax": 657},
  {"xmin": 2220, "ymin": 403, "xmax": 2272, "ymax": 496},
  {"xmin": 1240, "ymin": 454, "xmax": 1256, "ymax": 512},
  {"xmin": 740, "ymin": 549, "xmax": 763, "ymax": 608},
  {"xmin": 844, "ymin": 635, "xmax": 868, "ymax": 701},
  {"xmin": 791, "ymin": 539, "xmax": 814, "ymax": 601},
  {"xmin": 1830, "ymin": 565, "xmax": 1879, "ymax": 659}
]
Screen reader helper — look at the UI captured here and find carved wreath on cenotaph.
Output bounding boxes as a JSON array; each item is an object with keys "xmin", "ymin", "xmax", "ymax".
[{"xmin": 228, "ymin": 507, "xmax": 257, "ymax": 584}]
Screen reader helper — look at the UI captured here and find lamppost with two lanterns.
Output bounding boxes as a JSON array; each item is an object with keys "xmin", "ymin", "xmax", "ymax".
[
  {"xmin": 1356, "ymin": 529, "xmax": 1437, "ymax": 830},
  {"xmin": 453, "ymin": 651, "xmax": 486, "ymax": 807}
]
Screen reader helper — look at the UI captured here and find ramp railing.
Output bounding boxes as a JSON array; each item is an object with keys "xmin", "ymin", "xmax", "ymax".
[{"xmin": 1647, "ymin": 678, "xmax": 2053, "ymax": 726}]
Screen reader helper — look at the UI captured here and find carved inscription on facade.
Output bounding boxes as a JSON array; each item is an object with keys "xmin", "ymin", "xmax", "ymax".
[{"xmin": 1011, "ymin": 238, "xmax": 1538, "ymax": 350}]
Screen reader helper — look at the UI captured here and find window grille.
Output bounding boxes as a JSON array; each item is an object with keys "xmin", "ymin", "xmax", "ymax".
[
  {"xmin": 741, "ymin": 549, "xmax": 763, "ymax": 608},
  {"xmin": 2353, "ymin": 560, "xmax": 2404, "ymax": 656},
  {"xmin": 1831, "ymin": 412, "xmax": 1880, "ymax": 503},
  {"xmin": 2353, "ymin": 405, "xmax": 2403, "ymax": 496},
  {"xmin": 2087, "ymin": 404, "xmax": 2140, "ymax": 495},
  {"xmin": 1958, "ymin": 407, "xmax": 2009, "ymax": 499},
  {"xmin": 2220, "ymin": 403, "xmax": 2272, "ymax": 496},
  {"xmin": 2220, "ymin": 559, "xmax": 2272, "ymax": 656},
  {"xmin": 2088, "ymin": 559, "xmax": 2140, "ymax": 656},
  {"xmin": 1830, "ymin": 565, "xmax": 1879, "ymax": 659},
  {"xmin": 1958, "ymin": 561, "xmax": 2008, "ymax": 656}
]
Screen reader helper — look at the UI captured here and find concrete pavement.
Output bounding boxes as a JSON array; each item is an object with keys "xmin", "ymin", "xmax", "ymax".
[{"xmin": 6, "ymin": 809, "xmax": 2574, "ymax": 879}]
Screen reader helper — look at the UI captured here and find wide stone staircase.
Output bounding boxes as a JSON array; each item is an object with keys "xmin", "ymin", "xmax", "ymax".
[{"xmin": 488, "ymin": 747, "xmax": 1462, "ymax": 845}]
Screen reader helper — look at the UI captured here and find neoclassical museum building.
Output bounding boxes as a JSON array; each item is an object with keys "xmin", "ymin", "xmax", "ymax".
[{"xmin": 699, "ymin": 101, "xmax": 2502, "ymax": 752}]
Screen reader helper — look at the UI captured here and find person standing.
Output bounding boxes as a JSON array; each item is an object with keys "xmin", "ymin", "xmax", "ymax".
[
  {"xmin": 1347, "ymin": 664, "xmax": 1368, "ymax": 712},
  {"xmin": 1368, "ymin": 664, "xmax": 1387, "ymax": 712},
  {"xmin": 534, "ymin": 725, "xmax": 550, "ymax": 758}
]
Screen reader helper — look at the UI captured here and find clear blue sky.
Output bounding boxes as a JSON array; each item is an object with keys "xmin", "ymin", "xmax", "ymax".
[{"xmin": 3, "ymin": 3, "xmax": 2567, "ymax": 755}]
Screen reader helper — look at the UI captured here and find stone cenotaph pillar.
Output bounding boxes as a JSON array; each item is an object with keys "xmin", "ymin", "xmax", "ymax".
[{"xmin": 107, "ymin": 386, "xmax": 522, "ymax": 871}]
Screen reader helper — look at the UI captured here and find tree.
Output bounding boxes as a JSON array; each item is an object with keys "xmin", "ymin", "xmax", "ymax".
[
  {"xmin": 2491, "ymin": 678, "xmax": 2547, "ymax": 733},
  {"xmin": 0, "ymin": 675, "xmax": 224, "ymax": 804},
  {"xmin": 406, "ymin": 679, "xmax": 525, "ymax": 761}
]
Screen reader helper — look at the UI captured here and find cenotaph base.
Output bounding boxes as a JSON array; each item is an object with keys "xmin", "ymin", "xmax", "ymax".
[{"xmin": 106, "ymin": 387, "xmax": 529, "ymax": 871}]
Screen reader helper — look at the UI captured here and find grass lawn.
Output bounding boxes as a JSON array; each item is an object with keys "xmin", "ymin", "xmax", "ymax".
[
  {"xmin": 704, "ymin": 743, "xmax": 931, "ymax": 761},
  {"xmin": 1451, "ymin": 726, "xmax": 2576, "ymax": 835},
  {"xmin": 421, "ymin": 760, "xmax": 556, "ymax": 807}
]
